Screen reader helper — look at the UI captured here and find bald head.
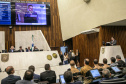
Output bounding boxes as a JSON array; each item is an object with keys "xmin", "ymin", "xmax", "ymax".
[
  {"xmin": 6, "ymin": 66, "xmax": 14, "ymax": 75},
  {"xmin": 70, "ymin": 60, "xmax": 75, "ymax": 66},
  {"xmin": 84, "ymin": 58, "xmax": 89, "ymax": 65}
]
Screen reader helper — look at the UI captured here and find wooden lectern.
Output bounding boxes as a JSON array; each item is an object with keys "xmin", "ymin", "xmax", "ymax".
[{"xmin": 99, "ymin": 45, "xmax": 125, "ymax": 64}]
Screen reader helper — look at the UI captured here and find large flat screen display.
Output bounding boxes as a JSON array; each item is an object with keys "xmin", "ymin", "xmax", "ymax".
[
  {"xmin": 15, "ymin": 3, "xmax": 49, "ymax": 25},
  {"xmin": 0, "ymin": 1, "xmax": 50, "ymax": 25},
  {"xmin": 0, "ymin": 1, "xmax": 11, "ymax": 25}
]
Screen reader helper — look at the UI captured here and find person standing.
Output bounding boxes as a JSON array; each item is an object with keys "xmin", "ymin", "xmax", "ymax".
[
  {"xmin": 75, "ymin": 49, "xmax": 80, "ymax": 64},
  {"xmin": 68, "ymin": 50, "xmax": 72, "ymax": 63},
  {"xmin": 64, "ymin": 52, "xmax": 68, "ymax": 64},
  {"xmin": 59, "ymin": 51, "xmax": 64, "ymax": 63},
  {"xmin": 71, "ymin": 51, "xmax": 75, "ymax": 62}
]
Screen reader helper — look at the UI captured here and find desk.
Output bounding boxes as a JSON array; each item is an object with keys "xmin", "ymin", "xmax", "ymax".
[{"xmin": 99, "ymin": 45, "xmax": 125, "ymax": 64}]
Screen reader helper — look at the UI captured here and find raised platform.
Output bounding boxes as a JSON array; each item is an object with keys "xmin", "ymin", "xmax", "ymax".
[{"xmin": 99, "ymin": 45, "xmax": 125, "ymax": 64}]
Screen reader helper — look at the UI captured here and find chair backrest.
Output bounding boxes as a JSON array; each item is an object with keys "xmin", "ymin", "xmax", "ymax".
[
  {"xmin": 38, "ymin": 81, "xmax": 49, "ymax": 84},
  {"xmin": 103, "ymin": 78, "xmax": 125, "ymax": 82},
  {"xmin": 100, "ymin": 80, "xmax": 126, "ymax": 84},
  {"xmin": 45, "ymin": 76, "xmax": 56, "ymax": 83},
  {"xmin": 34, "ymin": 79, "xmax": 39, "ymax": 83},
  {"xmin": 0, "ymin": 68, "xmax": 1, "ymax": 72}
]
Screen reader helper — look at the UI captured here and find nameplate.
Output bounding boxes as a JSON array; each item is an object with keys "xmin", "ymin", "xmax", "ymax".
[{"xmin": 1, "ymin": 54, "xmax": 9, "ymax": 62}]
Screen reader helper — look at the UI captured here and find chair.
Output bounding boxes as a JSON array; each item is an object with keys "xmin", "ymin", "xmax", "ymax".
[
  {"xmin": 45, "ymin": 76, "xmax": 56, "ymax": 84},
  {"xmin": 100, "ymin": 80, "xmax": 126, "ymax": 84},
  {"xmin": 0, "ymin": 68, "xmax": 1, "ymax": 72},
  {"xmin": 103, "ymin": 78, "xmax": 125, "ymax": 82},
  {"xmin": 34, "ymin": 79, "xmax": 39, "ymax": 83},
  {"xmin": 38, "ymin": 81, "xmax": 49, "ymax": 84},
  {"xmin": 2, "ymin": 49, "xmax": 7, "ymax": 53}
]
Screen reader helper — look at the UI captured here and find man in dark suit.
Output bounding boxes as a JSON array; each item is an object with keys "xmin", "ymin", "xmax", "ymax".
[
  {"xmin": 68, "ymin": 50, "xmax": 72, "ymax": 62},
  {"xmin": 16, "ymin": 70, "xmax": 36, "ymax": 84},
  {"xmin": 9, "ymin": 46, "xmax": 15, "ymax": 53},
  {"xmin": 1, "ymin": 66, "xmax": 21, "ymax": 84},
  {"xmin": 28, "ymin": 65, "xmax": 40, "ymax": 80},
  {"xmin": 116, "ymin": 55, "xmax": 126, "ymax": 67},
  {"xmin": 18, "ymin": 46, "xmax": 24, "ymax": 52},
  {"xmin": 64, "ymin": 71, "xmax": 83, "ymax": 84},
  {"xmin": 110, "ymin": 37, "xmax": 117, "ymax": 45},
  {"xmin": 26, "ymin": 47, "xmax": 32, "ymax": 52},
  {"xmin": 40, "ymin": 64, "xmax": 56, "ymax": 83},
  {"xmin": 33, "ymin": 46, "xmax": 39, "ymax": 51}
]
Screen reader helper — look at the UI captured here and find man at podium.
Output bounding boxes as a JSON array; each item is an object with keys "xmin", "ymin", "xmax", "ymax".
[
  {"xmin": 106, "ymin": 37, "xmax": 117, "ymax": 46},
  {"xmin": 110, "ymin": 37, "xmax": 117, "ymax": 46}
]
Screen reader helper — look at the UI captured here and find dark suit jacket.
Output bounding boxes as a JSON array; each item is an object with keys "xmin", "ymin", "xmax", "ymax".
[
  {"xmin": 34, "ymin": 73, "xmax": 40, "ymax": 80},
  {"xmin": 18, "ymin": 49, "xmax": 24, "ymax": 52},
  {"xmin": 40, "ymin": 70, "xmax": 56, "ymax": 83},
  {"xmin": 26, "ymin": 49, "xmax": 32, "ymax": 52},
  {"xmin": 1, "ymin": 75, "xmax": 21, "ymax": 84},
  {"xmin": 16, "ymin": 80, "xmax": 36, "ymax": 84},
  {"xmin": 110, "ymin": 40, "xmax": 117, "ymax": 45},
  {"xmin": 9, "ymin": 49, "xmax": 15, "ymax": 53},
  {"xmin": 117, "ymin": 60, "xmax": 125, "ymax": 67},
  {"xmin": 67, "ymin": 81, "xmax": 83, "ymax": 84}
]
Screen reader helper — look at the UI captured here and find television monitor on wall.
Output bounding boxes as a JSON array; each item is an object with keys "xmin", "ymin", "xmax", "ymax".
[
  {"xmin": 15, "ymin": 2, "xmax": 50, "ymax": 25},
  {"xmin": 0, "ymin": 1, "xmax": 50, "ymax": 25},
  {"xmin": 0, "ymin": 1, "xmax": 11, "ymax": 25}
]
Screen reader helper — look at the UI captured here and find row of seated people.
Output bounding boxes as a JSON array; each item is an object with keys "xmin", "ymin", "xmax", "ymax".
[
  {"xmin": 1, "ymin": 55, "xmax": 126, "ymax": 84},
  {"xmin": 2, "ymin": 46, "xmax": 42, "ymax": 53},
  {"xmin": 1, "ymin": 64, "xmax": 56, "ymax": 84}
]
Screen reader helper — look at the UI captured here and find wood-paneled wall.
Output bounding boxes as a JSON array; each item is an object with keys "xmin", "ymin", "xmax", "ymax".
[
  {"xmin": 72, "ymin": 26, "xmax": 126, "ymax": 67},
  {"xmin": 99, "ymin": 26, "xmax": 126, "ymax": 58},
  {"xmin": 73, "ymin": 33, "xmax": 100, "ymax": 67},
  {"xmin": 0, "ymin": 0, "xmax": 63, "ymax": 52}
]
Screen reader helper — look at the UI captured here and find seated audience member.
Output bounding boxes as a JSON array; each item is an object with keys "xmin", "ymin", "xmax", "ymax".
[
  {"xmin": 28, "ymin": 65, "xmax": 40, "ymax": 80},
  {"xmin": 110, "ymin": 57, "xmax": 118, "ymax": 67},
  {"xmin": 1, "ymin": 66, "xmax": 21, "ymax": 84},
  {"xmin": 9, "ymin": 46, "xmax": 15, "ymax": 52},
  {"xmin": 101, "ymin": 69, "xmax": 111, "ymax": 81},
  {"xmin": 80, "ymin": 58, "xmax": 92, "ymax": 76},
  {"xmin": 16, "ymin": 70, "xmax": 36, "ymax": 84},
  {"xmin": 70, "ymin": 60, "xmax": 80, "ymax": 73},
  {"xmin": 64, "ymin": 71, "xmax": 83, "ymax": 84},
  {"xmin": 40, "ymin": 64, "xmax": 56, "ymax": 83},
  {"xmin": 26, "ymin": 47, "xmax": 32, "ymax": 52},
  {"xmin": 102, "ymin": 58, "xmax": 110, "ymax": 69},
  {"xmin": 18, "ymin": 46, "xmax": 24, "ymax": 52},
  {"xmin": 33, "ymin": 46, "xmax": 39, "ymax": 51},
  {"xmin": 116, "ymin": 55, "xmax": 125, "ymax": 67},
  {"xmin": 93, "ymin": 59, "xmax": 101, "ymax": 69}
]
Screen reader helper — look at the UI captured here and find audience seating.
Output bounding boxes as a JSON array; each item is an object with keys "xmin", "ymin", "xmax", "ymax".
[
  {"xmin": 100, "ymin": 80, "xmax": 126, "ymax": 84},
  {"xmin": 103, "ymin": 78, "xmax": 125, "ymax": 82},
  {"xmin": 38, "ymin": 81, "xmax": 49, "ymax": 84},
  {"xmin": 45, "ymin": 76, "xmax": 56, "ymax": 83}
]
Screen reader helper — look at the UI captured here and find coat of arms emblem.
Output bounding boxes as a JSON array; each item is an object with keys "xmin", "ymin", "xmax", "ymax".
[
  {"xmin": 102, "ymin": 48, "xmax": 105, "ymax": 54},
  {"xmin": 1, "ymin": 54, "xmax": 9, "ymax": 62}
]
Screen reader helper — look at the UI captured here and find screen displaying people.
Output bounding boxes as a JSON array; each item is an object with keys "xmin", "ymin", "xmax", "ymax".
[
  {"xmin": 15, "ymin": 3, "xmax": 47, "ymax": 25},
  {"xmin": 24, "ymin": 5, "xmax": 38, "ymax": 23}
]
